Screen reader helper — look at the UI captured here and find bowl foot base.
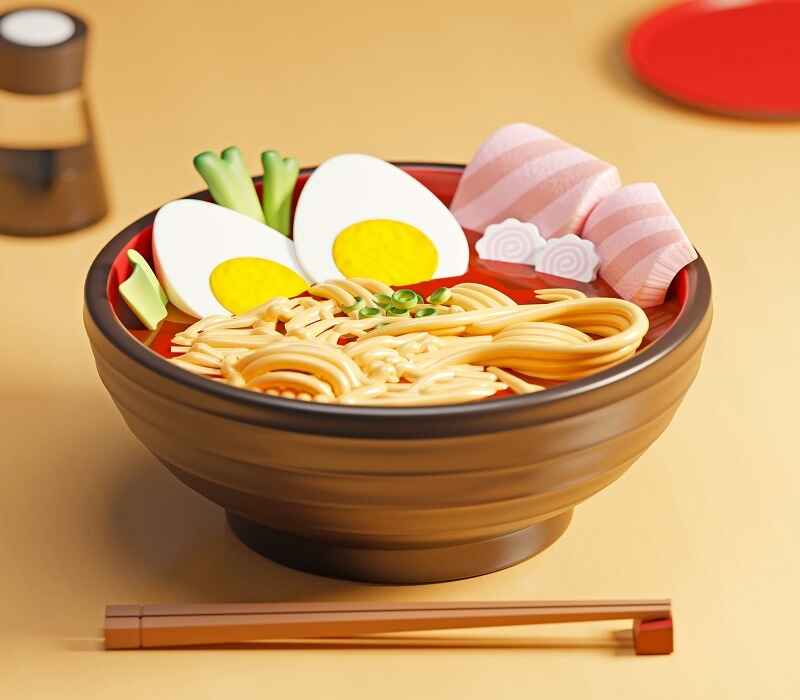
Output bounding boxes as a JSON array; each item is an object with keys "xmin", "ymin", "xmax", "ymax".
[{"xmin": 226, "ymin": 509, "xmax": 573, "ymax": 584}]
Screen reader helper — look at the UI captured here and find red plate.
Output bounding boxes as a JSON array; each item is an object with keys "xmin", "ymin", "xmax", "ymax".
[{"xmin": 627, "ymin": 0, "xmax": 800, "ymax": 118}]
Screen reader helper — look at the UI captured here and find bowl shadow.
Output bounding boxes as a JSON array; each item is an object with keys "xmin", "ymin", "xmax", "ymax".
[
  {"xmin": 101, "ymin": 458, "xmax": 638, "ymax": 657},
  {"xmin": 105, "ymin": 445, "xmax": 375, "ymax": 602}
]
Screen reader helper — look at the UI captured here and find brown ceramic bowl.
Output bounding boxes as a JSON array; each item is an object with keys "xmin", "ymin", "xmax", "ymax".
[{"xmin": 84, "ymin": 164, "xmax": 713, "ymax": 584}]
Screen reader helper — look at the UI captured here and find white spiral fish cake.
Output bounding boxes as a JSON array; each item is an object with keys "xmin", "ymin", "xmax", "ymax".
[
  {"xmin": 532, "ymin": 234, "xmax": 600, "ymax": 283},
  {"xmin": 475, "ymin": 218, "xmax": 545, "ymax": 265}
]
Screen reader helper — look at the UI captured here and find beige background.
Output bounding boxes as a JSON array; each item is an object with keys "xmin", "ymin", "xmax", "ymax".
[{"xmin": 1, "ymin": 0, "xmax": 797, "ymax": 696}]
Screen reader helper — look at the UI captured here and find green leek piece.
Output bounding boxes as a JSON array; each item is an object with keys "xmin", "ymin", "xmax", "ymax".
[
  {"xmin": 119, "ymin": 250, "xmax": 168, "ymax": 330},
  {"xmin": 193, "ymin": 147, "xmax": 265, "ymax": 223},
  {"xmin": 373, "ymin": 293, "xmax": 393, "ymax": 308},
  {"xmin": 261, "ymin": 150, "xmax": 300, "ymax": 236}
]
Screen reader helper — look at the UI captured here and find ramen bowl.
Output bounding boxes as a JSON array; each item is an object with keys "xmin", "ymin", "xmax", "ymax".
[{"xmin": 84, "ymin": 164, "xmax": 712, "ymax": 584}]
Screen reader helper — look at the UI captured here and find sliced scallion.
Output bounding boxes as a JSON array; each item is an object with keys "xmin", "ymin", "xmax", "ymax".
[
  {"xmin": 392, "ymin": 289, "xmax": 418, "ymax": 310},
  {"xmin": 359, "ymin": 306, "xmax": 382, "ymax": 319},
  {"xmin": 387, "ymin": 307, "xmax": 410, "ymax": 316},
  {"xmin": 342, "ymin": 296, "xmax": 365, "ymax": 313},
  {"xmin": 427, "ymin": 286, "xmax": 451, "ymax": 304},
  {"xmin": 415, "ymin": 307, "xmax": 438, "ymax": 318},
  {"xmin": 374, "ymin": 293, "xmax": 393, "ymax": 308}
]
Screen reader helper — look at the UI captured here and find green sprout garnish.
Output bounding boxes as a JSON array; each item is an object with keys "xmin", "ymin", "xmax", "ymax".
[
  {"xmin": 415, "ymin": 307, "xmax": 438, "ymax": 318},
  {"xmin": 342, "ymin": 296, "xmax": 365, "ymax": 314},
  {"xmin": 261, "ymin": 150, "xmax": 299, "ymax": 237},
  {"xmin": 427, "ymin": 286, "xmax": 452, "ymax": 304},
  {"xmin": 392, "ymin": 289, "xmax": 418, "ymax": 310},
  {"xmin": 374, "ymin": 293, "xmax": 393, "ymax": 308},
  {"xmin": 359, "ymin": 307, "xmax": 382, "ymax": 319},
  {"xmin": 193, "ymin": 146, "xmax": 265, "ymax": 223},
  {"xmin": 387, "ymin": 307, "xmax": 410, "ymax": 316}
]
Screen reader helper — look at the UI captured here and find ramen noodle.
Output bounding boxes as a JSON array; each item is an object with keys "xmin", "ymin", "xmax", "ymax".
[{"xmin": 169, "ymin": 279, "xmax": 649, "ymax": 406}]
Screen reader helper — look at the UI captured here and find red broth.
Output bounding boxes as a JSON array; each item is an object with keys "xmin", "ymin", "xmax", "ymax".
[{"xmin": 107, "ymin": 166, "xmax": 685, "ymax": 396}]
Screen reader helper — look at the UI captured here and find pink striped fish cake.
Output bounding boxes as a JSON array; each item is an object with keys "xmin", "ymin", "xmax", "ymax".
[
  {"xmin": 583, "ymin": 183, "xmax": 697, "ymax": 308},
  {"xmin": 450, "ymin": 123, "xmax": 621, "ymax": 238}
]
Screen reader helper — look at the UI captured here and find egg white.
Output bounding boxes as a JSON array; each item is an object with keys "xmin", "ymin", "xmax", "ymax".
[
  {"xmin": 152, "ymin": 199, "xmax": 307, "ymax": 318},
  {"xmin": 292, "ymin": 154, "xmax": 469, "ymax": 284}
]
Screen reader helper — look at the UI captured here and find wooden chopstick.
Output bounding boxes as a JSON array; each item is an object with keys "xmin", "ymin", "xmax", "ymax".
[{"xmin": 105, "ymin": 600, "xmax": 673, "ymax": 654}]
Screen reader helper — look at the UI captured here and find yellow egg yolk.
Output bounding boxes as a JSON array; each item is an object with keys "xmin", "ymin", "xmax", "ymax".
[
  {"xmin": 332, "ymin": 219, "xmax": 438, "ymax": 286},
  {"xmin": 210, "ymin": 257, "xmax": 309, "ymax": 315}
]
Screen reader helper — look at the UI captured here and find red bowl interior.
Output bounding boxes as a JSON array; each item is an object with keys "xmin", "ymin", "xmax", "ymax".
[{"xmin": 106, "ymin": 165, "xmax": 689, "ymax": 377}]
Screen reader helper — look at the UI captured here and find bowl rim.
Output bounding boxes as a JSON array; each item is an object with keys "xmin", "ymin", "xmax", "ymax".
[{"xmin": 84, "ymin": 162, "xmax": 713, "ymax": 426}]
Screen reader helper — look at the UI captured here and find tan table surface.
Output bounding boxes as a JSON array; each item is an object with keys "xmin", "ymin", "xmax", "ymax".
[{"xmin": 1, "ymin": 0, "xmax": 797, "ymax": 696}]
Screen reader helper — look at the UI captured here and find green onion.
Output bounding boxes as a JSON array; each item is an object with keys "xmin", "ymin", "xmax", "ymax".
[
  {"xmin": 387, "ymin": 307, "xmax": 409, "ymax": 316},
  {"xmin": 260, "ymin": 150, "xmax": 300, "ymax": 236},
  {"xmin": 342, "ymin": 296, "xmax": 364, "ymax": 313},
  {"xmin": 415, "ymin": 307, "xmax": 438, "ymax": 318},
  {"xmin": 374, "ymin": 293, "xmax": 393, "ymax": 308},
  {"xmin": 359, "ymin": 307, "xmax": 382, "ymax": 319},
  {"xmin": 193, "ymin": 147, "xmax": 265, "ymax": 224},
  {"xmin": 392, "ymin": 289, "xmax": 417, "ymax": 310},
  {"xmin": 415, "ymin": 292, "xmax": 425, "ymax": 305},
  {"xmin": 427, "ymin": 286, "xmax": 451, "ymax": 304}
]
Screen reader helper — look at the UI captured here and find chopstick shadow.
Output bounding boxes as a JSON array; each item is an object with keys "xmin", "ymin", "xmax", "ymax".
[
  {"xmin": 63, "ymin": 629, "xmax": 635, "ymax": 655},
  {"xmin": 173, "ymin": 629, "xmax": 635, "ymax": 654}
]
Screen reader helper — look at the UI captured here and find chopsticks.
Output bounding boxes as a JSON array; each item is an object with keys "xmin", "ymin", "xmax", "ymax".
[{"xmin": 105, "ymin": 599, "xmax": 673, "ymax": 654}]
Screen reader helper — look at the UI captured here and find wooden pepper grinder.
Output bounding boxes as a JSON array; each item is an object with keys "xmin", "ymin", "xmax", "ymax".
[{"xmin": 0, "ymin": 7, "xmax": 107, "ymax": 235}]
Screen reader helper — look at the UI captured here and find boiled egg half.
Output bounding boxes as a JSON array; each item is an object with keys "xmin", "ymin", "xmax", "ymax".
[
  {"xmin": 293, "ymin": 155, "xmax": 469, "ymax": 286},
  {"xmin": 153, "ymin": 199, "xmax": 309, "ymax": 318}
]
